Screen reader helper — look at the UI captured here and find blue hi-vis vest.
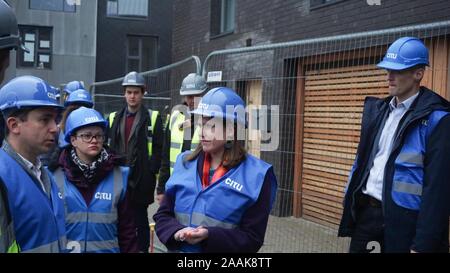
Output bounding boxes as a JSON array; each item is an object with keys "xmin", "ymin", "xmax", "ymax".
[
  {"xmin": 53, "ymin": 166, "xmax": 129, "ymax": 253},
  {"xmin": 0, "ymin": 150, "xmax": 66, "ymax": 253},
  {"xmin": 166, "ymin": 152, "xmax": 277, "ymax": 252},
  {"xmin": 391, "ymin": 110, "xmax": 449, "ymax": 210}
]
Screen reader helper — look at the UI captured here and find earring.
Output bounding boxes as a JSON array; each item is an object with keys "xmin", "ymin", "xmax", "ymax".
[{"xmin": 224, "ymin": 140, "xmax": 233, "ymax": 149}]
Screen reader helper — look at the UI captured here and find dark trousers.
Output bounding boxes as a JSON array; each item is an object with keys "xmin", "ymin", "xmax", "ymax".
[
  {"xmin": 134, "ymin": 204, "xmax": 150, "ymax": 253},
  {"xmin": 349, "ymin": 196, "xmax": 385, "ymax": 253}
]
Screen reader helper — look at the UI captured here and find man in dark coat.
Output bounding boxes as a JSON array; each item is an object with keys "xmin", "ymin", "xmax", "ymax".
[
  {"xmin": 339, "ymin": 37, "xmax": 450, "ymax": 253},
  {"xmin": 107, "ymin": 71, "xmax": 163, "ymax": 253}
]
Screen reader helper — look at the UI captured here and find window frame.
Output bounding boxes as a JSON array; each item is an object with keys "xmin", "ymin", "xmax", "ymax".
[
  {"xmin": 125, "ymin": 35, "xmax": 158, "ymax": 73},
  {"xmin": 29, "ymin": 0, "xmax": 76, "ymax": 13},
  {"xmin": 106, "ymin": 0, "xmax": 149, "ymax": 20},
  {"xmin": 17, "ymin": 25, "xmax": 53, "ymax": 70},
  {"xmin": 210, "ymin": 0, "xmax": 236, "ymax": 39}
]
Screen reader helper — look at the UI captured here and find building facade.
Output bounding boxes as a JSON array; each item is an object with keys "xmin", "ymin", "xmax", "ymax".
[
  {"xmin": 95, "ymin": 0, "xmax": 173, "ymax": 82},
  {"xmin": 93, "ymin": 0, "xmax": 173, "ymax": 114},
  {"xmin": 5, "ymin": 0, "xmax": 98, "ymax": 89},
  {"xmin": 172, "ymin": 0, "xmax": 450, "ymax": 227}
]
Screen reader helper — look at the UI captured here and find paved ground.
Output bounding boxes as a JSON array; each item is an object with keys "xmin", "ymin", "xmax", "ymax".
[{"xmin": 147, "ymin": 203, "xmax": 350, "ymax": 253}]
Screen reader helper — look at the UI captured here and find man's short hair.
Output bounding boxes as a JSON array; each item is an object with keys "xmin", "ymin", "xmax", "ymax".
[{"xmin": 2, "ymin": 108, "xmax": 32, "ymax": 136}]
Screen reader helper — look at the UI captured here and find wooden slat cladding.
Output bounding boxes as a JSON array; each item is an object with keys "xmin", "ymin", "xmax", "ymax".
[
  {"xmin": 294, "ymin": 38, "xmax": 450, "ymax": 231},
  {"xmin": 301, "ymin": 64, "xmax": 389, "ymax": 227}
]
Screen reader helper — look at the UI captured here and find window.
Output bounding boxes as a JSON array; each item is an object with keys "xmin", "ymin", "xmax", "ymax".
[
  {"xmin": 29, "ymin": 0, "xmax": 76, "ymax": 12},
  {"xmin": 210, "ymin": 0, "xmax": 235, "ymax": 37},
  {"xmin": 107, "ymin": 0, "xmax": 148, "ymax": 18},
  {"xmin": 126, "ymin": 35, "xmax": 157, "ymax": 72},
  {"xmin": 17, "ymin": 26, "xmax": 52, "ymax": 69}
]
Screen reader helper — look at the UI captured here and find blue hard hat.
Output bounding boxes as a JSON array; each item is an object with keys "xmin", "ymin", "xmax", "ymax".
[
  {"xmin": 64, "ymin": 107, "xmax": 107, "ymax": 142},
  {"xmin": 377, "ymin": 37, "xmax": 429, "ymax": 71},
  {"xmin": 190, "ymin": 87, "xmax": 246, "ymax": 126},
  {"xmin": 64, "ymin": 80, "xmax": 85, "ymax": 95},
  {"xmin": 0, "ymin": 76, "xmax": 63, "ymax": 112},
  {"xmin": 64, "ymin": 89, "xmax": 93, "ymax": 108}
]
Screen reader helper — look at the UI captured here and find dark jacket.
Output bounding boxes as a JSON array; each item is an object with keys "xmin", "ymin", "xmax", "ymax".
[
  {"xmin": 338, "ymin": 87, "xmax": 450, "ymax": 252},
  {"xmin": 107, "ymin": 105, "xmax": 163, "ymax": 206},
  {"xmin": 153, "ymin": 152, "xmax": 273, "ymax": 252},
  {"xmin": 57, "ymin": 147, "xmax": 139, "ymax": 253}
]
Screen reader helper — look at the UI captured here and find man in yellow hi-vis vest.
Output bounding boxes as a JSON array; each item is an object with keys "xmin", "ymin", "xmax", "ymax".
[
  {"xmin": 106, "ymin": 71, "xmax": 163, "ymax": 253},
  {"xmin": 156, "ymin": 73, "xmax": 207, "ymax": 204}
]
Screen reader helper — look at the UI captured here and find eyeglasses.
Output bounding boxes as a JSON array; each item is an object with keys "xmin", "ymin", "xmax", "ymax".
[{"xmin": 76, "ymin": 133, "xmax": 105, "ymax": 143}]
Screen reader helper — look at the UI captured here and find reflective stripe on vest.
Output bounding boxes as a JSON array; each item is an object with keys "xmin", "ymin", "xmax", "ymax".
[
  {"xmin": 166, "ymin": 151, "xmax": 277, "ymax": 252},
  {"xmin": 175, "ymin": 212, "xmax": 238, "ymax": 229},
  {"xmin": 392, "ymin": 110, "xmax": 449, "ymax": 210},
  {"xmin": 85, "ymin": 240, "xmax": 119, "ymax": 252},
  {"xmin": 108, "ymin": 110, "xmax": 159, "ymax": 156},
  {"xmin": 169, "ymin": 111, "xmax": 200, "ymax": 174},
  {"xmin": 0, "ymin": 150, "xmax": 66, "ymax": 253},
  {"xmin": 54, "ymin": 167, "xmax": 128, "ymax": 253}
]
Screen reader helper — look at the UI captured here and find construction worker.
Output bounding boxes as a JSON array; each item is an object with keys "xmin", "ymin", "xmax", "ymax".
[
  {"xmin": 156, "ymin": 73, "xmax": 207, "ymax": 204},
  {"xmin": 0, "ymin": 0, "xmax": 28, "ymax": 253},
  {"xmin": 52, "ymin": 107, "xmax": 138, "ymax": 253},
  {"xmin": 338, "ymin": 37, "xmax": 450, "ymax": 252},
  {"xmin": 0, "ymin": 76, "xmax": 66, "ymax": 252},
  {"xmin": 44, "ymin": 88, "xmax": 94, "ymax": 171},
  {"xmin": 106, "ymin": 71, "xmax": 163, "ymax": 253},
  {"xmin": 153, "ymin": 87, "xmax": 278, "ymax": 252}
]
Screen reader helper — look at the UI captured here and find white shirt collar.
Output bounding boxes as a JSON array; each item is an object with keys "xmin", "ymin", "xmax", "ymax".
[
  {"xmin": 16, "ymin": 153, "xmax": 42, "ymax": 172},
  {"xmin": 389, "ymin": 91, "xmax": 419, "ymax": 111}
]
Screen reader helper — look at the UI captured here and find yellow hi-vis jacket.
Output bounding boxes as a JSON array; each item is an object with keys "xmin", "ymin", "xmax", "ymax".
[{"xmin": 168, "ymin": 111, "xmax": 200, "ymax": 174}]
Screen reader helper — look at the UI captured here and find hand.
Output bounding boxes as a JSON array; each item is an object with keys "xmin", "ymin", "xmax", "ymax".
[
  {"xmin": 156, "ymin": 194, "xmax": 164, "ymax": 205},
  {"xmin": 174, "ymin": 227, "xmax": 196, "ymax": 242},
  {"xmin": 185, "ymin": 226, "xmax": 208, "ymax": 245}
]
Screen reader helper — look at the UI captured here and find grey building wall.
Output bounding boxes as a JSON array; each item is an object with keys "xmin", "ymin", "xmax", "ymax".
[
  {"xmin": 4, "ymin": 0, "xmax": 97, "ymax": 88},
  {"xmin": 95, "ymin": 0, "xmax": 173, "ymax": 82}
]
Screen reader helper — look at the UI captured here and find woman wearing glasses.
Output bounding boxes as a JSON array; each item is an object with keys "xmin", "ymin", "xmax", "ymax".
[
  {"xmin": 44, "ymin": 88, "xmax": 94, "ymax": 171},
  {"xmin": 52, "ymin": 107, "xmax": 138, "ymax": 253}
]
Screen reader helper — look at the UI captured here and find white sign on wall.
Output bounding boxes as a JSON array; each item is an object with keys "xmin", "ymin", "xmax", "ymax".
[{"xmin": 207, "ymin": 71, "xmax": 223, "ymax": 82}]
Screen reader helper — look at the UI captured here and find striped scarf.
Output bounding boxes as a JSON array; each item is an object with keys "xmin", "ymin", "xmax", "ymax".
[{"xmin": 70, "ymin": 147, "xmax": 109, "ymax": 183}]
